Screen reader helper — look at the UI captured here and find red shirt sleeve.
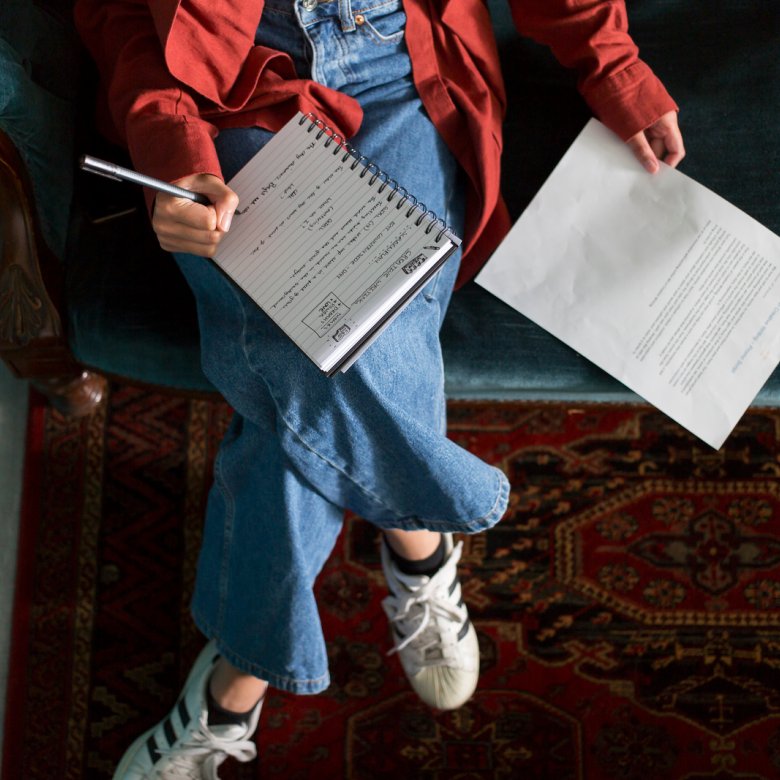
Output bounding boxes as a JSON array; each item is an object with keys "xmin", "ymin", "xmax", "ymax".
[
  {"xmin": 73, "ymin": 0, "xmax": 363, "ymax": 215},
  {"xmin": 508, "ymin": 0, "xmax": 678, "ymax": 139},
  {"xmin": 74, "ymin": 0, "xmax": 224, "ymax": 188}
]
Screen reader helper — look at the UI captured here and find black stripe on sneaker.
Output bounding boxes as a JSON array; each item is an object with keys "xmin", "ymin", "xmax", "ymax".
[
  {"xmin": 178, "ymin": 697, "xmax": 191, "ymax": 729},
  {"xmin": 146, "ymin": 734, "xmax": 161, "ymax": 764},
  {"xmin": 457, "ymin": 617, "xmax": 471, "ymax": 642},
  {"xmin": 163, "ymin": 716, "xmax": 177, "ymax": 747},
  {"xmin": 449, "ymin": 577, "xmax": 459, "ymax": 596}
]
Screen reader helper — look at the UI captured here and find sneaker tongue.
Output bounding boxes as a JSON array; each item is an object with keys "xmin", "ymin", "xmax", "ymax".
[
  {"xmin": 396, "ymin": 571, "xmax": 431, "ymax": 589},
  {"xmin": 208, "ymin": 722, "xmax": 249, "ymax": 741}
]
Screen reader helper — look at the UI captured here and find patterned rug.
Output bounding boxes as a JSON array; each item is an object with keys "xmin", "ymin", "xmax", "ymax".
[{"xmin": 5, "ymin": 387, "xmax": 780, "ymax": 779}]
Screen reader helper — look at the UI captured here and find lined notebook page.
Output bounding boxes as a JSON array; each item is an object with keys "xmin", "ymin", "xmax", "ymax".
[{"xmin": 213, "ymin": 113, "xmax": 457, "ymax": 371}]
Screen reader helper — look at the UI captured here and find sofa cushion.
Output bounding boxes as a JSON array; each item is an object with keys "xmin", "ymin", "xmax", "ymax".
[
  {"xmin": 67, "ymin": 201, "xmax": 212, "ymax": 391},
  {"xmin": 441, "ymin": 284, "xmax": 780, "ymax": 406}
]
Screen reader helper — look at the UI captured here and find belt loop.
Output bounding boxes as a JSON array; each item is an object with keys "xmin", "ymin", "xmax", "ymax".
[{"xmin": 339, "ymin": 0, "xmax": 355, "ymax": 31}]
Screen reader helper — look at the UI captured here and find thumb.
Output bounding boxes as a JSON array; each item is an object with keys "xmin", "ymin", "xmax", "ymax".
[{"xmin": 192, "ymin": 176, "xmax": 240, "ymax": 232}]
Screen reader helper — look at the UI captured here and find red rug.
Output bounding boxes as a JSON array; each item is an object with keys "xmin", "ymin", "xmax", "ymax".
[{"xmin": 6, "ymin": 387, "xmax": 780, "ymax": 779}]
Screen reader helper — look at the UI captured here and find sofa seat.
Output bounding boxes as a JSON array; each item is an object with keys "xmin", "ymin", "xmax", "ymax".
[{"xmin": 67, "ymin": 218, "xmax": 780, "ymax": 404}]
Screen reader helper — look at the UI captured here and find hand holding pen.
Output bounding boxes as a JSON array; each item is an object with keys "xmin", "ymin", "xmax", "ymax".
[{"xmin": 80, "ymin": 156, "xmax": 239, "ymax": 258}]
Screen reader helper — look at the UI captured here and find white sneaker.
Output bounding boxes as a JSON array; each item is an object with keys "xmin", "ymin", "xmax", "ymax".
[
  {"xmin": 381, "ymin": 533, "xmax": 480, "ymax": 710},
  {"xmin": 113, "ymin": 641, "xmax": 261, "ymax": 779}
]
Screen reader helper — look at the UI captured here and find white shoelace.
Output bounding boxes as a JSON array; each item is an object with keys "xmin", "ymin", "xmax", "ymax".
[
  {"xmin": 386, "ymin": 543, "xmax": 467, "ymax": 665},
  {"xmin": 154, "ymin": 715, "xmax": 257, "ymax": 780}
]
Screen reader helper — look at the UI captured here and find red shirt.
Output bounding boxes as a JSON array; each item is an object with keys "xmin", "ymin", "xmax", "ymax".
[{"xmin": 74, "ymin": 0, "xmax": 677, "ymax": 285}]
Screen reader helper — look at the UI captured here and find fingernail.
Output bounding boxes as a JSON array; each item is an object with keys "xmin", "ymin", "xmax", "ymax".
[{"xmin": 220, "ymin": 211, "xmax": 233, "ymax": 232}]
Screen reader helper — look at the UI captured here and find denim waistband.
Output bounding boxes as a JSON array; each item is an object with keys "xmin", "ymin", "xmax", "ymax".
[{"xmin": 261, "ymin": 0, "xmax": 404, "ymax": 31}]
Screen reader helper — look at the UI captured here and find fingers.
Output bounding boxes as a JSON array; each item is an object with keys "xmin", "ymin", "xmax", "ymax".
[
  {"xmin": 152, "ymin": 173, "xmax": 239, "ymax": 257},
  {"xmin": 156, "ymin": 223, "xmax": 223, "ymax": 256},
  {"xmin": 626, "ymin": 132, "xmax": 661, "ymax": 174},
  {"xmin": 654, "ymin": 111, "xmax": 685, "ymax": 169},
  {"xmin": 649, "ymin": 137, "xmax": 666, "ymax": 160},
  {"xmin": 626, "ymin": 110, "xmax": 686, "ymax": 174},
  {"xmin": 661, "ymin": 132, "xmax": 686, "ymax": 169}
]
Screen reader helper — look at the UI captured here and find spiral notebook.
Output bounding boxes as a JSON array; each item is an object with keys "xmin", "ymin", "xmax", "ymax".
[{"xmin": 213, "ymin": 112, "xmax": 461, "ymax": 375}]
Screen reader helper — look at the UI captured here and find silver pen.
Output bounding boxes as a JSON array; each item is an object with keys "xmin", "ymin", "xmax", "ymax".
[{"xmin": 79, "ymin": 155, "xmax": 212, "ymax": 206}]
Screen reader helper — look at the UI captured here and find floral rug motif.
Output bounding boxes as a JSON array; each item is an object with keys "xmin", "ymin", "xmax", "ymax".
[{"xmin": 5, "ymin": 389, "xmax": 780, "ymax": 779}]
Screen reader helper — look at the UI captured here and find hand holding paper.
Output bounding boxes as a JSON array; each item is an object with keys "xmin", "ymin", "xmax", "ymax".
[{"xmin": 625, "ymin": 110, "xmax": 686, "ymax": 174}]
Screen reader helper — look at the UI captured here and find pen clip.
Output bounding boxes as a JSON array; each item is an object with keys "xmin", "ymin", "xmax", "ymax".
[
  {"xmin": 79, "ymin": 155, "xmax": 123, "ymax": 182},
  {"xmin": 82, "ymin": 169, "xmax": 123, "ymax": 183}
]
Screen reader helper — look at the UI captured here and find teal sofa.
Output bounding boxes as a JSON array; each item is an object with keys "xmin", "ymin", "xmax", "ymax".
[{"xmin": 2, "ymin": 0, "xmax": 779, "ymax": 413}]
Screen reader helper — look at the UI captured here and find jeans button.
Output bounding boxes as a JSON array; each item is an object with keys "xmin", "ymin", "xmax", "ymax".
[{"xmin": 302, "ymin": 0, "xmax": 318, "ymax": 9}]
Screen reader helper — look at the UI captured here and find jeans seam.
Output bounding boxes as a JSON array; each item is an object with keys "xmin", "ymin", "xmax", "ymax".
[
  {"xmin": 359, "ymin": 18, "xmax": 405, "ymax": 45},
  {"xmin": 212, "ymin": 445, "xmax": 235, "ymax": 634},
  {"xmin": 334, "ymin": 25, "xmax": 356, "ymax": 82},
  {"xmin": 352, "ymin": 0, "xmax": 406, "ymax": 12}
]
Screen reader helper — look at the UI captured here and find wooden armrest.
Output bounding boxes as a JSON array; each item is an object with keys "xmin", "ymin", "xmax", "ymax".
[
  {"xmin": 0, "ymin": 129, "xmax": 106, "ymax": 415},
  {"xmin": 0, "ymin": 129, "xmax": 63, "ymax": 346}
]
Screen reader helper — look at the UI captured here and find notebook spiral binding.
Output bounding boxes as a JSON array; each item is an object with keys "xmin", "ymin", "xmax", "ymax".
[{"xmin": 300, "ymin": 113, "xmax": 452, "ymax": 244}]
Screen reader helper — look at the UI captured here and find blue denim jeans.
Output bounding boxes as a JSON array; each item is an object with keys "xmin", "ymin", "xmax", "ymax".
[{"xmin": 175, "ymin": 0, "xmax": 510, "ymax": 694}]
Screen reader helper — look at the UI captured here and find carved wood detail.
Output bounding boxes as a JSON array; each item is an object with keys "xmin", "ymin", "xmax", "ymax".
[
  {"xmin": 0, "ymin": 263, "xmax": 46, "ymax": 345},
  {"xmin": 0, "ymin": 130, "xmax": 64, "ymax": 356}
]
